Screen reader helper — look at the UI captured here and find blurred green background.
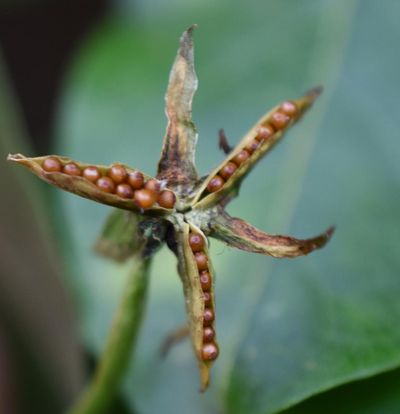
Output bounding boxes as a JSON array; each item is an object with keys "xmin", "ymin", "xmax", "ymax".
[{"xmin": 1, "ymin": 0, "xmax": 399, "ymax": 413}]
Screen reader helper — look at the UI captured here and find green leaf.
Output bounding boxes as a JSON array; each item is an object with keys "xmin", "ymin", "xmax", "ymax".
[
  {"xmin": 281, "ymin": 368, "xmax": 400, "ymax": 414},
  {"xmin": 55, "ymin": 0, "xmax": 400, "ymax": 413}
]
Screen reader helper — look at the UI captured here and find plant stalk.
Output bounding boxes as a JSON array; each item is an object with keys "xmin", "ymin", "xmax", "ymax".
[{"xmin": 68, "ymin": 255, "xmax": 151, "ymax": 414}]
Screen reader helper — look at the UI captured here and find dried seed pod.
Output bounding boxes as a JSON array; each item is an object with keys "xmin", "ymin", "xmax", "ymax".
[
  {"xmin": 144, "ymin": 179, "xmax": 161, "ymax": 194},
  {"xmin": 203, "ymin": 326, "xmax": 215, "ymax": 342},
  {"xmin": 202, "ymin": 342, "xmax": 219, "ymax": 361},
  {"xmin": 109, "ymin": 164, "xmax": 128, "ymax": 184},
  {"xmin": 207, "ymin": 175, "xmax": 225, "ymax": 193},
  {"xmin": 96, "ymin": 177, "xmax": 115, "ymax": 193},
  {"xmin": 116, "ymin": 183, "xmax": 134, "ymax": 199},
  {"xmin": 219, "ymin": 162, "xmax": 237, "ymax": 180},
  {"xmin": 134, "ymin": 189, "xmax": 157, "ymax": 209},
  {"xmin": 63, "ymin": 162, "xmax": 81, "ymax": 176},
  {"xmin": 42, "ymin": 156, "xmax": 62, "ymax": 172},
  {"xmin": 83, "ymin": 166, "xmax": 101, "ymax": 183},
  {"xmin": 270, "ymin": 111, "xmax": 290, "ymax": 130},
  {"xmin": 203, "ymin": 308, "xmax": 214, "ymax": 326},
  {"xmin": 194, "ymin": 252, "xmax": 208, "ymax": 271},
  {"xmin": 232, "ymin": 149, "xmax": 250, "ymax": 166},
  {"xmin": 203, "ymin": 291, "xmax": 212, "ymax": 307},
  {"xmin": 256, "ymin": 125, "xmax": 275, "ymax": 141},
  {"xmin": 199, "ymin": 271, "xmax": 211, "ymax": 291},
  {"xmin": 127, "ymin": 171, "xmax": 144, "ymax": 189},
  {"xmin": 279, "ymin": 100, "xmax": 298, "ymax": 117},
  {"xmin": 245, "ymin": 139, "xmax": 260, "ymax": 154},
  {"xmin": 188, "ymin": 232, "xmax": 205, "ymax": 252},
  {"xmin": 158, "ymin": 190, "xmax": 176, "ymax": 209}
]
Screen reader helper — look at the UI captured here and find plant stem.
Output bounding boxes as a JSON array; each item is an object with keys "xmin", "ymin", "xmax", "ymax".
[{"xmin": 68, "ymin": 255, "xmax": 151, "ymax": 414}]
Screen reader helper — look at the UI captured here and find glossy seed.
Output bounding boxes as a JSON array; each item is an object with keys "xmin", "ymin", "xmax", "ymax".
[
  {"xmin": 232, "ymin": 149, "xmax": 250, "ymax": 166},
  {"xmin": 188, "ymin": 233, "xmax": 205, "ymax": 252},
  {"xmin": 219, "ymin": 162, "xmax": 237, "ymax": 180},
  {"xmin": 144, "ymin": 179, "xmax": 161, "ymax": 194},
  {"xmin": 207, "ymin": 175, "xmax": 225, "ymax": 193},
  {"xmin": 109, "ymin": 164, "xmax": 127, "ymax": 184},
  {"xmin": 96, "ymin": 177, "xmax": 115, "ymax": 193},
  {"xmin": 203, "ymin": 291, "xmax": 212, "ymax": 307},
  {"xmin": 42, "ymin": 157, "xmax": 62, "ymax": 172},
  {"xmin": 116, "ymin": 183, "xmax": 134, "ymax": 199},
  {"xmin": 158, "ymin": 190, "xmax": 176, "ymax": 209},
  {"xmin": 203, "ymin": 326, "xmax": 215, "ymax": 342},
  {"xmin": 127, "ymin": 171, "xmax": 144, "ymax": 189},
  {"xmin": 195, "ymin": 252, "xmax": 208, "ymax": 271},
  {"xmin": 270, "ymin": 111, "xmax": 290, "ymax": 130},
  {"xmin": 83, "ymin": 166, "xmax": 101, "ymax": 182},
  {"xmin": 203, "ymin": 308, "xmax": 215, "ymax": 326},
  {"xmin": 202, "ymin": 342, "xmax": 219, "ymax": 361},
  {"xmin": 134, "ymin": 189, "xmax": 157, "ymax": 209},
  {"xmin": 279, "ymin": 100, "xmax": 298, "ymax": 116},
  {"xmin": 245, "ymin": 139, "xmax": 260, "ymax": 154},
  {"xmin": 63, "ymin": 162, "xmax": 81, "ymax": 176},
  {"xmin": 200, "ymin": 271, "xmax": 212, "ymax": 291},
  {"xmin": 256, "ymin": 125, "xmax": 275, "ymax": 141}
]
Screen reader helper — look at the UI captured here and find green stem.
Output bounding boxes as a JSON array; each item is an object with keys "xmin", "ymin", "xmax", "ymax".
[{"xmin": 68, "ymin": 255, "xmax": 151, "ymax": 414}]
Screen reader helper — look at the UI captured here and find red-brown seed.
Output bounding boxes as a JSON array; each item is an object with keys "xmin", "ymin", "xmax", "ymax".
[
  {"xmin": 195, "ymin": 252, "xmax": 208, "ymax": 271},
  {"xmin": 144, "ymin": 179, "xmax": 161, "ymax": 194},
  {"xmin": 207, "ymin": 175, "xmax": 225, "ymax": 193},
  {"xmin": 200, "ymin": 271, "xmax": 212, "ymax": 291},
  {"xmin": 203, "ymin": 308, "xmax": 215, "ymax": 326},
  {"xmin": 219, "ymin": 162, "xmax": 237, "ymax": 180},
  {"xmin": 279, "ymin": 100, "xmax": 298, "ymax": 117},
  {"xmin": 256, "ymin": 125, "xmax": 275, "ymax": 141},
  {"xmin": 96, "ymin": 177, "xmax": 115, "ymax": 193},
  {"xmin": 188, "ymin": 233, "xmax": 205, "ymax": 252},
  {"xmin": 43, "ymin": 157, "xmax": 62, "ymax": 172},
  {"xmin": 116, "ymin": 183, "xmax": 134, "ymax": 199},
  {"xmin": 202, "ymin": 342, "xmax": 219, "ymax": 361},
  {"xmin": 158, "ymin": 190, "xmax": 176, "ymax": 209},
  {"xmin": 245, "ymin": 139, "xmax": 260, "ymax": 154},
  {"xmin": 127, "ymin": 171, "xmax": 144, "ymax": 189},
  {"xmin": 270, "ymin": 111, "xmax": 290, "ymax": 130},
  {"xmin": 83, "ymin": 166, "xmax": 101, "ymax": 182},
  {"xmin": 203, "ymin": 291, "xmax": 212, "ymax": 307},
  {"xmin": 109, "ymin": 164, "xmax": 127, "ymax": 184},
  {"xmin": 134, "ymin": 189, "xmax": 157, "ymax": 209},
  {"xmin": 232, "ymin": 149, "xmax": 250, "ymax": 166},
  {"xmin": 203, "ymin": 326, "xmax": 215, "ymax": 342},
  {"xmin": 63, "ymin": 162, "xmax": 81, "ymax": 176}
]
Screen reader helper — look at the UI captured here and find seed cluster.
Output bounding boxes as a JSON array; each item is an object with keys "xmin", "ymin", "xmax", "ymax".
[
  {"xmin": 188, "ymin": 231, "xmax": 219, "ymax": 362},
  {"xmin": 206, "ymin": 100, "xmax": 299, "ymax": 194},
  {"xmin": 41, "ymin": 158, "xmax": 176, "ymax": 210}
]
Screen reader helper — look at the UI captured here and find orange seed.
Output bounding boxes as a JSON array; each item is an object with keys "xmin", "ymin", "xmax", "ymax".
[
  {"xmin": 134, "ymin": 189, "xmax": 157, "ymax": 209},
  {"xmin": 202, "ymin": 342, "xmax": 219, "ymax": 361},
  {"xmin": 43, "ymin": 157, "xmax": 62, "ymax": 172},
  {"xmin": 96, "ymin": 177, "xmax": 115, "ymax": 193},
  {"xmin": 158, "ymin": 190, "xmax": 176, "ymax": 209},
  {"xmin": 207, "ymin": 175, "xmax": 225, "ymax": 193}
]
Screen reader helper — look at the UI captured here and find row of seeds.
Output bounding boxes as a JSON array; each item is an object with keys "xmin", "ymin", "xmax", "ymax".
[
  {"xmin": 41, "ymin": 157, "xmax": 176, "ymax": 210},
  {"xmin": 188, "ymin": 231, "xmax": 219, "ymax": 362},
  {"xmin": 206, "ymin": 100, "xmax": 299, "ymax": 193}
]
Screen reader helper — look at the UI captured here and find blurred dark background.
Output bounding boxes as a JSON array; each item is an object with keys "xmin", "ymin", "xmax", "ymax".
[
  {"xmin": 0, "ymin": 1, "xmax": 108, "ymax": 413},
  {"xmin": 1, "ymin": 1, "xmax": 399, "ymax": 414}
]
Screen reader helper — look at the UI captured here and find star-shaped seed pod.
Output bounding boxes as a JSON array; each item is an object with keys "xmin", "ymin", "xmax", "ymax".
[{"xmin": 7, "ymin": 25, "xmax": 334, "ymax": 391}]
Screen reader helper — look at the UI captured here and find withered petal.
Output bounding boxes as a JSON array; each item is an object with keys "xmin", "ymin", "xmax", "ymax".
[
  {"xmin": 157, "ymin": 25, "xmax": 199, "ymax": 187},
  {"xmin": 95, "ymin": 209, "xmax": 142, "ymax": 262},
  {"xmin": 193, "ymin": 87, "xmax": 322, "ymax": 209},
  {"xmin": 210, "ymin": 210, "xmax": 334, "ymax": 258}
]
